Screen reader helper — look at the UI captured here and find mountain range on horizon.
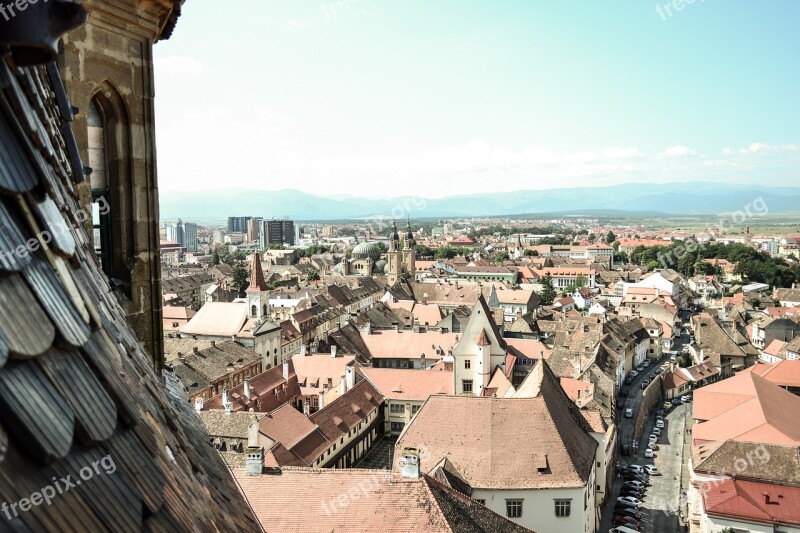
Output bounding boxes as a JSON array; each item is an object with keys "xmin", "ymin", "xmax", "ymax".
[{"xmin": 158, "ymin": 181, "xmax": 800, "ymax": 222}]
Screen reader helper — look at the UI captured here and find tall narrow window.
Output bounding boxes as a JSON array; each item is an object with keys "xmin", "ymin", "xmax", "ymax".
[{"xmin": 88, "ymin": 99, "xmax": 112, "ymax": 276}]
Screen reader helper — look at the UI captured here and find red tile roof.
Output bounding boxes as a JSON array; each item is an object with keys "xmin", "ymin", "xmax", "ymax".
[
  {"xmin": 692, "ymin": 372, "xmax": 800, "ymax": 446},
  {"xmin": 703, "ymin": 478, "xmax": 800, "ymax": 527},
  {"xmin": 233, "ymin": 468, "xmax": 536, "ymax": 532},
  {"xmin": 395, "ymin": 363, "xmax": 597, "ymax": 490}
]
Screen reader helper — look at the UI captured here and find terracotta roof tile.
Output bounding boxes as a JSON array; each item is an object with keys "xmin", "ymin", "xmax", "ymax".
[
  {"xmin": 396, "ymin": 363, "xmax": 597, "ymax": 489},
  {"xmin": 234, "ymin": 467, "xmax": 536, "ymax": 532}
]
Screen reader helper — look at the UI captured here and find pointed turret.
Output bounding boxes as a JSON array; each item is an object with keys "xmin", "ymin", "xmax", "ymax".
[{"xmin": 247, "ymin": 252, "xmax": 268, "ymax": 292}]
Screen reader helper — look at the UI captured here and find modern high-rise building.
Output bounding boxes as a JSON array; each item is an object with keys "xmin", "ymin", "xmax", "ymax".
[
  {"xmin": 265, "ymin": 219, "xmax": 295, "ymax": 246},
  {"xmin": 165, "ymin": 219, "xmax": 198, "ymax": 252},
  {"xmin": 184, "ymin": 222, "xmax": 199, "ymax": 252},
  {"xmin": 248, "ymin": 217, "xmax": 264, "ymax": 244},
  {"xmin": 228, "ymin": 216, "xmax": 252, "ymax": 233}
]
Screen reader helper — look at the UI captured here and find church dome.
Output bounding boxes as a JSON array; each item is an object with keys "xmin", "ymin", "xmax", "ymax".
[
  {"xmin": 373, "ymin": 259, "xmax": 387, "ymax": 274},
  {"xmin": 352, "ymin": 241, "xmax": 380, "ymax": 260}
]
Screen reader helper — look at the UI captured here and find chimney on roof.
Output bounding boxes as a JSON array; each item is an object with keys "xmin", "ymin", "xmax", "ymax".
[
  {"xmin": 400, "ymin": 448, "xmax": 420, "ymax": 479},
  {"xmin": 318, "ymin": 390, "xmax": 325, "ymax": 410},
  {"xmin": 222, "ymin": 387, "xmax": 230, "ymax": 407},
  {"xmin": 243, "ymin": 379, "xmax": 251, "ymax": 399},
  {"xmin": 331, "ymin": 345, "xmax": 337, "ymax": 358},
  {"xmin": 300, "ymin": 344, "xmax": 307, "ymax": 357},
  {"xmin": 345, "ymin": 365, "xmax": 355, "ymax": 390},
  {"xmin": 193, "ymin": 346, "xmax": 199, "ymax": 354},
  {"xmin": 282, "ymin": 360, "xmax": 290, "ymax": 381},
  {"xmin": 245, "ymin": 446, "xmax": 264, "ymax": 476},
  {"xmin": 303, "ymin": 398, "xmax": 310, "ymax": 417},
  {"xmin": 211, "ymin": 340, "xmax": 216, "ymax": 348},
  {"xmin": 194, "ymin": 398, "xmax": 203, "ymax": 411}
]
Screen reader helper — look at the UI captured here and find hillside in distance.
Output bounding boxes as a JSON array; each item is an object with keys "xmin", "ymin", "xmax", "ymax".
[{"xmin": 158, "ymin": 182, "xmax": 800, "ymax": 221}]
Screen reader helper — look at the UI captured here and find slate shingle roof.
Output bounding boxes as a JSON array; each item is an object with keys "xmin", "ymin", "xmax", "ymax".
[{"xmin": 0, "ymin": 30, "xmax": 258, "ymax": 531}]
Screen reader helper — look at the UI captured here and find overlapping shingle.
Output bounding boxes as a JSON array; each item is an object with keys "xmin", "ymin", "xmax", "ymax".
[
  {"xmin": 22, "ymin": 256, "xmax": 91, "ymax": 348},
  {"xmin": 0, "ymin": 360, "xmax": 76, "ymax": 463},
  {"xmin": 0, "ymin": 273, "xmax": 55, "ymax": 357},
  {"xmin": 37, "ymin": 348, "xmax": 117, "ymax": 444},
  {"xmin": 0, "ymin": 21, "xmax": 259, "ymax": 533}
]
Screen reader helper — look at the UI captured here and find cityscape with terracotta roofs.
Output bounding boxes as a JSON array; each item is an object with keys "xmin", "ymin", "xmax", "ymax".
[{"xmin": 1, "ymin": 2, "xmax": 800, "ymax": 533}]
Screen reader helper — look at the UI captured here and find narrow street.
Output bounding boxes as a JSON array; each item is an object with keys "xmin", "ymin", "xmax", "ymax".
[{"xmin": 599, "ymin": 326, "xmax": 694, "ymax": 532}]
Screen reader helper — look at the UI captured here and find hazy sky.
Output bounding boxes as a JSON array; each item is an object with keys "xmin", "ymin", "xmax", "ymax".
[{"xmin": 153, "ymin": 0, "xmax": 799, "ymax": 197}]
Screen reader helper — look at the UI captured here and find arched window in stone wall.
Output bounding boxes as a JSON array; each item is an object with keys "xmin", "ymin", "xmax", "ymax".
[{"xmin": 87, "ymin": 84, "xmax": 133, "ymax": 295}]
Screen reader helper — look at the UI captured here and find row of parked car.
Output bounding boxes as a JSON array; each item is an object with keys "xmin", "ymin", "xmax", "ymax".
[{"xmin": 612, "ymin": 464, "xmax": 659, "ymax": 532}]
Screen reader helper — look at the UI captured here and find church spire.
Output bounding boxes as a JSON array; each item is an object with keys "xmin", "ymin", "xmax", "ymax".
[{"xmin": 246, "ymin": 252, "xmax": 268, "ymax": 292}]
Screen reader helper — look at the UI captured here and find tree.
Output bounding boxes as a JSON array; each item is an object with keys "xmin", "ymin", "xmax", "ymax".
[
  {"xmin": 415, "ymin": 244, "xmax": 434, "ymax": 258},
  {"xmin": 523, "ymin": 249, "xmax": 538, "ymax": 257},
  {"xmin": 494, "ymin": 251, "xmax": 510, "ymax": 263},
  {"xmin": 540, "ymin": 274, "xmax": 557, "ymax": 306},
  {"xmin": 606, "ymin": 231, "xmax": 616, "ymax": 244},
  {"xmin": 231, "ymin": 261, "xmax": 249, "ymax": 296},
  {"xmin": 212, "ymin": 251, "xmax": 220, "ymax": 265},
  {"xmin": 435, "ymin": 246, "xmax": 458, "ymax": 259},
  {"xmin": 587, "ymin": 233, "xmax": 596, "ymax": 243},
  {"xmin": 614, "ymin": 251, "xmax": 629, "ymax": 264},
  {"xmin": 544, "ymin": 258, "xmax": 554, "ymax": 268},
  {"xmin": 307, "ymin": 269, "xmax": 320, "ymax": 282},
  {"xmin": 575, "ymin": 273, "xmax": 587, "ymax": 288}
]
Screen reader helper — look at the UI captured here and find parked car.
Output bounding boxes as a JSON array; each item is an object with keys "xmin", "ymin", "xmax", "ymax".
[
  {"xmin": 609, "ymin": 527, "xmax": 640, "ymax": 533},
  {"xmin": 620, "ymin": 489, "xmax": 643, "ymax": 500},
  {"xmin": 663, "ymin": 401, "xmax": 673, "ymax": 410},
  {"xmin": 617, "ymin": 496, "xmax": 643, "ymax": 507},
  {"xmin": 621, "ymin": 444, "xmax": 631, "ymax": 456},
  {"xmin": 652, "ymin": 427, "xmax": 661, "ymax": 435},
  {"xmin": 616, "ymin": 508, "xmax": 642, "ymax": 520},
  {"xmin": 636, "ymin": 364, "xmax": 645, "ymax": 372},
  {"xmin": 647, "ymin": 442, "xmax": 658, "ymax": 451},
  {"xmin": 620, "ymin": 389, "xmax": 629, "ymax": 397},
  {"xmin": 656, "ymin": 420, "xmax": 664, "ymax": 429},
  {"xmin": 644, "ymin": 448, "xmax": 655, "ymax": 458},
  {"xmin": 681, "ymin": 394, "xmax": 692, "ymax": 403},
  {"xmin": 630, "ymin": 370, "xmax": 639, "ymax": 377},
  {"xmin": 613, "ymin": 516, "xmax": 641, "ymax": 529},
  {"xmin": 626, "ymin": 464, "xmax": 645, "ymax": 472},
  {"xmin": 640, "ymin": 381, "xmax": 649, "ymax": 390},
  {"xmin": 625, "ymin": 473, "xmax": 647, "ymax": 483},
  {"xmin": 625, "ymin": 408, "xmax": 634, "ymax": 418},
  {"xmin": 624, "ymin": 376, "xmax": 634, "ymax": 385},
  {"xmin": 644, "ymin": 465, "xmax": 659, "ymax": 475},
  {"xmin": 616, "ymin": 500, "xmax": 639, "ymax": 510},
  {"xmin": 625, "ymin": 480, "xmax": 646, "ymax": 490}
]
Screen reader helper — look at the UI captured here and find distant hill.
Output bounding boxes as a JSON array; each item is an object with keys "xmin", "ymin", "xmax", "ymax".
[{"xmin": 158, "ymin": 182, "xmax": 800, "ymax": 221}]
